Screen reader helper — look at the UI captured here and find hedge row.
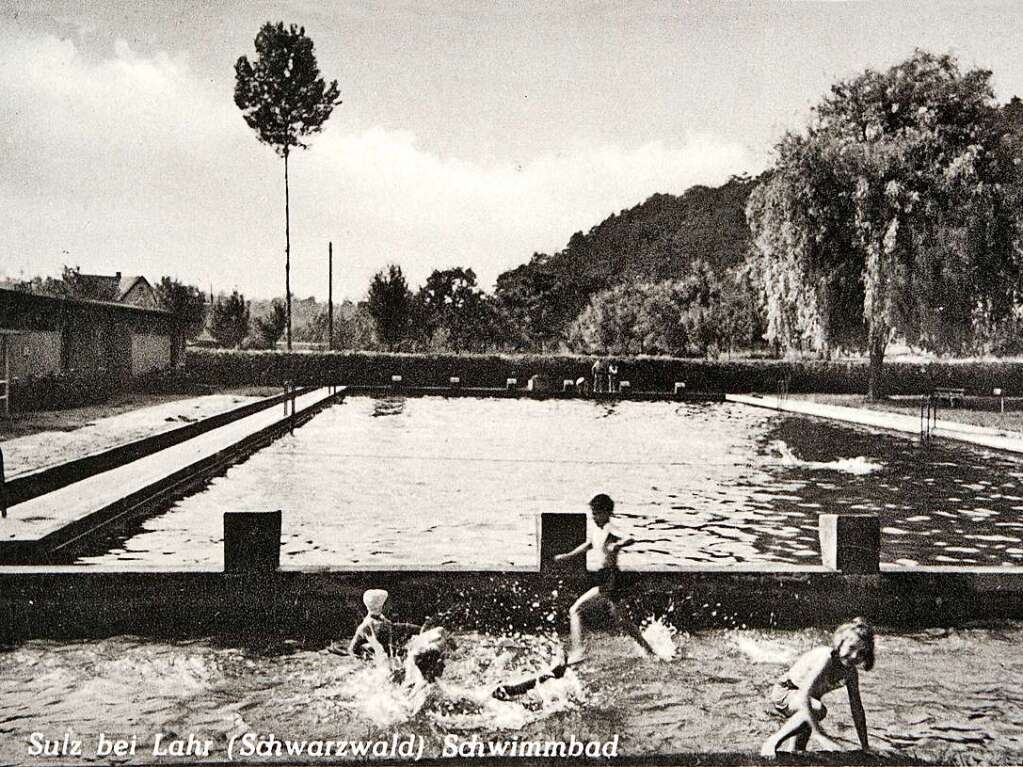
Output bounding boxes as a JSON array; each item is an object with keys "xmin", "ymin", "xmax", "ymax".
[
  {"xmin": 9, "ymin": 371, "xmax": 121, "ymax": 412},
  {"xmin": 183, "ymin": 349, "xmax": 1023, "ymax": 396}
]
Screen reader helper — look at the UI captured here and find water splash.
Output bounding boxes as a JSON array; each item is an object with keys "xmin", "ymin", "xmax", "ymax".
[
  {"xmin": 641, "ymin": 616, "xmax": 681, "ymax": 661},
  {"xmin": 768, "ymin": 440, "xmax": 881, "ymax": 475},
  {"xmin": 336, "ymin": 632, "xmax": 583, "ymax": 730},
  {"xmin": 727, "ymin": 631, "xmax": 799, "ymax": 664}
]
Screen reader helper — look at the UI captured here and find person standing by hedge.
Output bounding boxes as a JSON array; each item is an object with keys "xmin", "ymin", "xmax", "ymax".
[{"xmin": 592, "ymin": 358, "xmax": 606, "ymax": 393}]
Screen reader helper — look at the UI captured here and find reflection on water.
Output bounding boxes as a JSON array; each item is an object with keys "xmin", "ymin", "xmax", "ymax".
[
  {"xmin": 2, "ymin": 623, "xmax": 1021, "ymax": 764},
  {"xmin": 76, "ymin": 397, "xmax": 1023, "ymax": 567}
]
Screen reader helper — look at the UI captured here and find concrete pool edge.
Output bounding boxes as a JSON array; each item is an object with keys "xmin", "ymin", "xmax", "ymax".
[
  {"xmin": 3, "ymin": 564, "xmax": 1023, "ymax": 640},
  {"xmin": 726, "ymin": 393, "xmax": 1023, "ymax": 454}
]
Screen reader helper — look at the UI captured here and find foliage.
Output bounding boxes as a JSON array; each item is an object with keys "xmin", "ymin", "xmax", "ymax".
[
  {"xmin": 747, "ymin": 50, "xmax": 1022, "ymax": 396},
  {"xmin": 156, "ymin": 277, "xmax": 208, "ymax": 339},
  {"xmin": 568, "ymin": 282, "xmax": 647, "ymax": 355},
  {"xmin": 252, "ymin": 298, "xmax": 287, "ymax": 348},
  {"xmin": 493, "ymin": 254, "xmax": 581, "ymax": 350},
  {"xmin": 494, "ymin": 176, "xmax": 757, "ymax": 349},
  {"xmin": 366, "ymin": 264, "xmax": 414, "ymax": 351},
  {"xmin": 208, "ymin": 291, "xmax": 251, "ymax": 349},
  {"xmin": 567, "ymin": 261, "xmax": 757, "ymax": 357},
  {"xmin": 414, "ymin": 267, "xmax": 500, "ymax": 352},
  {"xmin": 299, "ymin": 300, "xmax": 379, "ymax": 350},
  {"xmin": 234, "ymin": 22, "xmax": 341, "ymax": 157}
]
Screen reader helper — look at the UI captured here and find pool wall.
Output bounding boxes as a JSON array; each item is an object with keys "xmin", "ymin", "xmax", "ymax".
[{"xmin": 2, "ymin": 512, "xmax": 1022, "ymax": 641}]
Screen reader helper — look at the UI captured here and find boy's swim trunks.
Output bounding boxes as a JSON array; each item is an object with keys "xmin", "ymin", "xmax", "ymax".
[{"xmin": 594, "ymin": 566, "xmax": 632, "ymax": 599}]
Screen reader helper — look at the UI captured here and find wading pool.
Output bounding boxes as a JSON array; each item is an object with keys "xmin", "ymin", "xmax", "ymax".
[{"xmin": 2, "ymin": 623, "xmax": 1021, "ymax": 764}]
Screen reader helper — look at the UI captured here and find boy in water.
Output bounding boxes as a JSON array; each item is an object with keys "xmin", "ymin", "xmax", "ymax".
[
  {"xmin": 346, "ymin": 588, "xmax": 422, "ymax": 658},
  {"xmin": 398, "ymin": 629, "xmax": 571, "ymax": 714},
  {"xmin": 760, "ymin": 618, "xmax": 875, "ymax": 757},
  {"xmin": 554, "ymin": 493, "xmax": 655, "ymax": 663}
]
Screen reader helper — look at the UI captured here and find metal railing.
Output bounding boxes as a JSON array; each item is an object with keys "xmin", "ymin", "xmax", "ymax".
[
  {"xmin": 1, "ymin": 446, "xmax": 7, "ymax": 519},
  {"xmin": 920, "ymin": 395, "xmax": 937, "ymax": 446},
  {"xmin": 0, "ymin": 335, "xmax": 9, "ymax": 418}
]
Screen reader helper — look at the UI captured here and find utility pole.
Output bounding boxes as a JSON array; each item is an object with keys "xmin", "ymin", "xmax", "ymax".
[{"xmin": 328, "ymin": 241, "xmax": 334, "ymax": 351}]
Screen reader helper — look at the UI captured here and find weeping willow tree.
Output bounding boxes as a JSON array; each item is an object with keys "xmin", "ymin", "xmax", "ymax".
[{"xmin": 747, "ymin": 50, "xmax": 1022, "ymax": 398}]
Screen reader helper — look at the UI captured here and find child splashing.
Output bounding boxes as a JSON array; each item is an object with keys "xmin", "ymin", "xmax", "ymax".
[
  {"xmin": 760, "ymin": 618, "xmax": 875, "ymax": 757},
  {"xmin": 344, "ymin": 599, "xmax": 581, "ymax": 726},
  {"xmin": 343, "ymin": 589, "xmax": 422, "ymax": 658},
  {"xmin": 400, "ymin": 629, "xmax": 576, "ymax": 711}
]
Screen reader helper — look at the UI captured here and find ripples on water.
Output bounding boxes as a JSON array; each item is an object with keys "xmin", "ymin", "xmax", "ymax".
[
  {"xmin": 76, "ymin": 397, "xmax": 1023, "ymax": 567},
  {"xmin": 3, "ymin": 623, "xmax": 1021, "ymax": 764}
]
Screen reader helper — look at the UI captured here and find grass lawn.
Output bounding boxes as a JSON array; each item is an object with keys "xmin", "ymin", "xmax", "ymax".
[{"xmin": 789, "ymin": 393, "xmax": 1023, "ymax": 433}]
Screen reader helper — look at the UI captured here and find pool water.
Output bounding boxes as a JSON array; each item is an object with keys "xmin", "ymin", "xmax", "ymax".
[
  {"xmin": 76, "ymin": 396, "xmax": 1023, "ymax": 567},
  {"xmin": 2, "ymin": 623, "xmax": 1021, "ymax": 764}
]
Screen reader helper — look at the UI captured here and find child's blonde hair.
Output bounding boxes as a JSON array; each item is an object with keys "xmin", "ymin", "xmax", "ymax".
[{"xmin": 832, "ymin": 617, "xmax": 875, "ymax": 671}]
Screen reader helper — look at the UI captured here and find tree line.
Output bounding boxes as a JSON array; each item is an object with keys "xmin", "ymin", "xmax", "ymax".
[{"xmin": 10, "ymin": 43, "xmax": 1023, "ymax": 401}]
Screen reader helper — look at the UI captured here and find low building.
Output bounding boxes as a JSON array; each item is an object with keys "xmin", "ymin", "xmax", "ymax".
[{"xmin": 0, "ymin": 287, "xmax": 184, "ymax": 387}]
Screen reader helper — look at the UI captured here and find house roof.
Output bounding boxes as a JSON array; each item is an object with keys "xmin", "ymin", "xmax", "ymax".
[
  {"xmin": 118, "ymin": 274, "xmax": 152, "ymax": 300},
  {"xmin": 0, "ymin": 286, "xmax": 174, "ymax": 319}
]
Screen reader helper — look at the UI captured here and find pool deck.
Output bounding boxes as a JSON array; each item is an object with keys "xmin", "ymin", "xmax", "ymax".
[
  {"xmin": 727, "ymin": 393, "xmax": 1023, "ymax": 454},
  {"xmin": 1, "ymin": 388, "xmax": 314, "ymax": 507},
  {"xmin": 0, "ymin": 387, "xmax": 341, "ymax": 564}
]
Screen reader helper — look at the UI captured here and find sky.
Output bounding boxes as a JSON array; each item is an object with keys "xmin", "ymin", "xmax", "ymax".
[{"xmin": 2, "ymin": 1, "xmax": 1023, "ymax": 302}]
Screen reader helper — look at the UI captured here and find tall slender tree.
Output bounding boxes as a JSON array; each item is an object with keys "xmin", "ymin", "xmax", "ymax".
[{"xmin": 235, "ymin": 22, "xmax": 341, "ymax": 350}]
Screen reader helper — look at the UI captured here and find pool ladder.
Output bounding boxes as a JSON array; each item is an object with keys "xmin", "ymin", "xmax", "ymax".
[{"xmin": 920, "ymin": 395, "xmax": 937, "ymax": 446}]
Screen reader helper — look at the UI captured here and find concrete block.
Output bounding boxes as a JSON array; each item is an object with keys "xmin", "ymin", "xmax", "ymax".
[
  {"xmin": 537, "ymin": 512, "xmax": 588, "ymax": 576},
  {"xmin": 224, "ymin": 510, "xmax": 282, "ymax": 574},
  {"xmin": 562, "ymin": 379, "xmax": 575, "ymax": 391},
  {"xmin": 674, "ymin": 381, "xmax": 687, "ymax": 395},
  {"xmin": 449, "ymin": 376, "xmax": 461, "ymax": 388},
  {"xmin": 506, "ymin": 378, "xmax": 517, "ymax": 390},
  {"xmin": 619, "ymin": 380, "xmax": 630, "ymax": 391},
  {"xmin": 818, "ymin": 514, "xmax": 879, "ymax": 574}
]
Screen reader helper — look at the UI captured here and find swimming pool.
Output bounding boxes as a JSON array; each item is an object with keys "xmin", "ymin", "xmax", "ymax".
[
  {"xmin": 2, "ymin": 623, "xmax": 1021, "ymax": 764},
  {"xmin": 75, "ymin": 396, "xmax": 1023, "ymax": 568}
]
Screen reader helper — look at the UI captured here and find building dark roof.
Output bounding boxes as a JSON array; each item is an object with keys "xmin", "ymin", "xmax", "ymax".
[{"xmin": 0, "ymin": 286, "xmax": 177, "ymax": 333}]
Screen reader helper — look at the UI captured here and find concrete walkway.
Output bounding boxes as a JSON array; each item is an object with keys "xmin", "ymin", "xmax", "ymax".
[
  {"xmin": 1, "ymin": 393, "xmax": 265, "ymax": 478},
  {"xmin": 727, "ymin": 393, "xmax": 1023, "ymax": 454},
  {"xmin": 0, "ymin": 388, "xmax": 338, "ymax": 561}
]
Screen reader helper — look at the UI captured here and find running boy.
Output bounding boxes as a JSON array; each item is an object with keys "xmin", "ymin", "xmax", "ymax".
[
  {"xmin": 760, "ymin": 617, "xmax": 875, "ymax": 757},
  {"xmin": 554, "ymin": 493, "xmax": 655, "ymax": 662}
]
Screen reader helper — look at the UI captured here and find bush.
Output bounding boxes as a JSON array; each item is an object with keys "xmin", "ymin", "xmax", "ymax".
[{"xmin": 10, "ymin": 370, "xmax": 120, "ymax": 412}]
